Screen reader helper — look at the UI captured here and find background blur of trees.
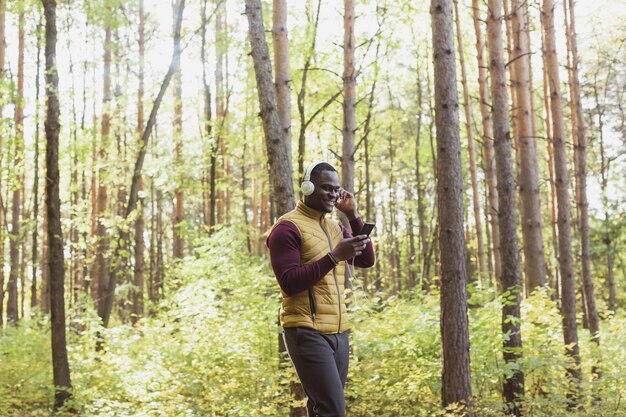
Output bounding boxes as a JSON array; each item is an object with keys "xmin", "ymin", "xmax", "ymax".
[{"xmin": 0, "ymin": 0, "xmax": 625, "ymax": 415}]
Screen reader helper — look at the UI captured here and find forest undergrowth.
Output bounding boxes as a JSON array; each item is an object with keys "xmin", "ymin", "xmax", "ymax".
[{"xmin": 1, "ymin": 228, "xmax": 624, "ymax": 416}]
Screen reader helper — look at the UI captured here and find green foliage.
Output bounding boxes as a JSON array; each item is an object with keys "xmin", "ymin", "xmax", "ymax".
[{"xmin": 2, "ymin": 229, "xmax": 626, "ymax": 416}]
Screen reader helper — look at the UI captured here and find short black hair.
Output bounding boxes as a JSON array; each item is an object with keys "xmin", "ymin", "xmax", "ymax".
[{"xmin": 309, "ymin": 162, "xmax": 337, "ymax": 183}]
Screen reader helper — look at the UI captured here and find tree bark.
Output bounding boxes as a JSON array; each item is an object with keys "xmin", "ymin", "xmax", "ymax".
[
  {"xmin": 32, "ymin": 15, "xmax": 43, "ymax": 311},
  {"xmin": 273, "ymin": 0, "xmax": 292, "ymax": 154},
  {"xmin": 215, "ymin": 2, "xmax": 228, "ymax": 224},
  {"xmin": 0, "ymin": 0, "xmax": 4, "ymax": 326},
  {"xmin": 540, "ymin": 35, "xmax": 560, "ymax": 301},
  {"xmin": 510, "ymin": 0, "xmax": 547, "ymax": 293},
  {"xmin": 7, "ymin": 0, "xmax": 25, "ymax": 324},
  {"xmin": 431, "ymin": 0, "xmax": 473, "ymax": 413},
  {"xmin": 132, "ymin": 0, "xmax": 146, "ymax": 325},
  {"xmin": 342, "ymin": 0, "xmax": 356, "ymax": 203},
  {"xmin": 95, "ymin": 20, "xmax": 112, "ymax": 315},
  {"xmin": 471, "ymin": 0, "xmax": 501, "ymax": 284},
  {"xmin": 454, "ymin": 0, "xmax": 486, "ymax": 283},
  {"xmin": 487, "ymin": 0, "xmax": 525, "ymax": 413},
  {"xmin": 565, "ymin": 0, "xmax": 600, "ymax": 352},
  {"xmin": 172, "ymin": 0, "xmax": 184, "ymax": 259},
  {"xmin": 541, "ymin": 0, "xmax": 581, "ymax": 400},
  {"xmin": 200, "ymin": 0, "xmax": 215, "ymax": 232},
  {"xmin": 42, "ymin": 0, "xmax": 73, "ymax": 408},
  {"xmin": 245, "ymin": 0, "xmax": 295, "ymax": 218}
]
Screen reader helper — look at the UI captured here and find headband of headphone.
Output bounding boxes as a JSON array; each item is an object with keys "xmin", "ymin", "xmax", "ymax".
[{"xmin": 300, "ymin": 161, "xmax": 326, "ymax": 196}]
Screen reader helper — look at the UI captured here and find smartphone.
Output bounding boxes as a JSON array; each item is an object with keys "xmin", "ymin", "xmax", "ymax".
[{"xmin": 359, "ymin": 222, "xmax": 375, "ymax": 237}]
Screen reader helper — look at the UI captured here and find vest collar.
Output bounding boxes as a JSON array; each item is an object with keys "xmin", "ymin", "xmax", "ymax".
[{"xmin": 296, "ymin": 201, "xmax": 326, "ymax": 220}]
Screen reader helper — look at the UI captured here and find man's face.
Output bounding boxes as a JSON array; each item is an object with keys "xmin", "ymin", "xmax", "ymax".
[{"xmin": 304, "ymin": 170, "xmax": 340, "ymax": 213}]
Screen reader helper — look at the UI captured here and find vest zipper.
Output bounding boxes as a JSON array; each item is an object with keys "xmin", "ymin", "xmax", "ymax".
[
  {"xmin": 308, "ymin": 288, "xmax": 317, "ymax": 321},
  {"xmin": 319, "ymin": 217, "xmax": 341, "ymax": 333}
]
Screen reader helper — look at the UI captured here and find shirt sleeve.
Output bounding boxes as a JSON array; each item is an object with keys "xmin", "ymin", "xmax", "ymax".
[
  {"xmin": 267, "ymin": 221, "xmax": 338, "ymax": 297},
  {"xmin": 344, "ymin": 217, "xmax": 376, "ymax": 268}
]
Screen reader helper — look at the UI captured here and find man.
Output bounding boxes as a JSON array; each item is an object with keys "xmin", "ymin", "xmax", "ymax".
[{"xmin": 267, "ymin": 161, "xmax": 375, "ymax": 417}]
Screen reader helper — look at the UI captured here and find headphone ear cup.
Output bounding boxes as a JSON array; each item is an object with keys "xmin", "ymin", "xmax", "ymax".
[{"xmin": 300, "ymin": 181, "xmax": 315, "ymax": 196}]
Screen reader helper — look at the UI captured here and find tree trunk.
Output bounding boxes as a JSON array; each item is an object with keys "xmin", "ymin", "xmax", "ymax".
[
  {"xmin": 245, "ymin": 0, "xmax": 295, "ymax": 218},
  {"xmin": 95, "ymin": 21, "xmax": 112, "ymax": 316},
  {"xmin": 273, "ymin": 0, "xmax": 292, "ymax": 155},
  {"xmin": 172, "ymin": 0, "xmax": 184, "ymax": 259},
  {"xmin": 596, "ymin": 87, "xmax": 616, "ymax": 312},
  {"xmin": 215, "ymin": 2, "xmax": 227, "ymax": 224},
  {"xmin": 510, "ymin": 0, "xmax": 547, "ymax": 293},
  {"xmin": 487, "ymin": 0, "xmax": 525, "ymax": 413},
  {"xmin": 42, "ymin": 0, "xmax": 73, "ymax": 408},
  {"xmin": 132, "ymin": 0, "xmax": 146, "ymax": 325},
  {"xmin": 471, "ymin": 0, "xmax": 501, "ymax": 284},
  {"xmin": 7, "ymin": 1, "xmax": 25, "ymax": 324},
  {"xmin": 454, "ymin": 0, "xmax": 486, "ymax": 283},
  {"xmin": 431, "ymin": 0, "xmax": 473, "ymax": 412},
  {"xmin": 272, "ymin": 2, "xmax": 305, "ymax": 414},
  {"xmin": 32, "ymin": 15, "xmax": 43, "ymax": 312},
  {"xmin": 415, "ymin": 56, "xmax": 427, "ymax": 292},
  {"xmin": 540, "ymin": 36, "xmax": 560, "ymax": 302},
  {"xmin": 564, "ymin": 0, "xmax": 600, "ymax": 352},
  {"xmin": 342, "ymin": 0, "xmax": 356, "ymax": 203},
  {"xmin": 0, "ymin": 0, "xmax": 5, "ymax": 326},
  {"xmin": 200, "ymin": 0, "xmax": 215, "ymax": 232},
  {"xmin": 541, "ymin": 0, "xmax": 581, "ymax": 402}
]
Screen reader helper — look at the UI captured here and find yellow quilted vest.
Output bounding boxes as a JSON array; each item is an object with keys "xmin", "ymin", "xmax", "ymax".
[{"xmin": 272, "ymin": 201, "xmax": 349, "ymax": 334}]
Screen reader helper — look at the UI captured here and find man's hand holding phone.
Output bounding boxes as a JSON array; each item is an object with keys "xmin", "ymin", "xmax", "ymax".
[{"xmin": 331, "ymin": 223, "xmax": 374, "ymax": 261}]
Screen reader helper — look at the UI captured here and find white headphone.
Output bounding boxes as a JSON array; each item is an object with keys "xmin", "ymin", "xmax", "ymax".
[{"xmin": 300, "ymin": 161, "xmax": 325, "ymax": 196}]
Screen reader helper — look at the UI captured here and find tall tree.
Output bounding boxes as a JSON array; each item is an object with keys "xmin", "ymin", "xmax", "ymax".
[
  {"xmin": 430, "ymin": 0, "xmax": 473, "ymax": 413},
  {"xmin": 245, "ymin": 0, "xmax": 295, "ymax": 218},
  {"xmin": 215, "ymin": 1, "xmax": 229, "ymax": 224},
  {"xmin": 201, "ymin": 0, "xmax": 215, "ymax": 231},
  {"xmin": 94, "ymin": 15, "xmax": 113, "ymax": 315},
  {"xmin": 471, "ymin": 0, "xmax": 501, "ymax": 283},
  {"xmin": 273, "ymin": 0, "xmax": 292, "ymax": 156},
  {"xmin": 541, "ymin": 0, "xmax": 581, "ymax": 402},
  {"xmin": 540, "ymin": 33, "xmax": 560, "ymax": 299},
  {"xmin": 564, "ymin": 0, "xmax": 600, "ymax": 352},
  {"xmin": 32, "ymin": 14, "xmax": 43, "ymax": 311},
  {"xmin": 7, "ymin": 0, "xmax": 25, "ymax": 324},
  {"xmin": 42, "ymin": 0, "xmax": 72, "ymax": 408},
  {"xmin": 342, "ymin": 0, "xmax": 356, "ymax": 206},
  {"xmin": 272, "ymin": 3, "xmax": 305, "ymax": 415},
  {"xmin": 172, "ymin": 0, "xmax": 184, "ymax": 259},
  {"xmin": 487, "ymin": 0, "xmax": 525, "ymax": 413},
  {"xmin": 0, "ymin": 0, "xmax": 4, "ymax": 326},
  {"xmin": 454, "ymin": 0, "xmax": 486, "ymax": 282},
  {"xmin": 132, "ymin": 0, "xmax": 146, "ymax": 324},
  {"xmin": 510, "ymin": 0, "xmax": 547, "ymax": 293}
]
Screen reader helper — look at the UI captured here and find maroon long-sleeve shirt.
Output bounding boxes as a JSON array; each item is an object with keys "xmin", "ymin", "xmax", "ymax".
[{"xmin": 267, "ymin": 217, "xmax": 375, "ymax": 297}]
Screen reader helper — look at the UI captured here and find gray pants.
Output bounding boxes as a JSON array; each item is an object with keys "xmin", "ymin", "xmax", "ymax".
[{"xmin": 283, "ymin": 327, "xmax": 350, "ymax": 417}]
